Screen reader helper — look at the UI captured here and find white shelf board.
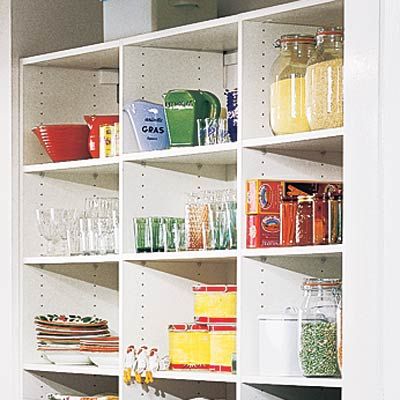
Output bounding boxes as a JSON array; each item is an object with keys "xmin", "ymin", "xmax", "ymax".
[
  {"xmin": 123, "ymin": 143, "xmax": 237, "ymax": 165},
  {"xmin": 122, "ymin": 15, "xmax": 238, "ymax": 52},
  {"xmin": 243, "ymin": 128, "xmax": 343, "ymax": 154},
  {"xmin": 24, "ymin": 363, "xmax": 118, "ymax": 377},
  {"xmin": 153, "ymin": 370, "xmax": 237, "ymax": 383},
  {"xmin": 242, "ymin": 375, "xmax": 342, "ymax": 388},
  {"xmin": 124, "ymin": 250, "xmax": 237, "ymax": 262},
  {"xmin": 24, "ymin": 255, "xmax": 120, "ymax": 265},
  {"xmin": 242, "ymin": 0, "xmax": 343, "ymax": 27},
  {"xmin": 23, "ymin": 157, "xmax": 120, "ymax": 174},
  {"xmin": 243, "ymin": 244, "xmax": 343, "ymax": 258},
  {"xmin": 19, "ymin": 0, "xmax": 342, "ymax": 68},
  {"xmin": 21, "ymin": 41, "xmax": 120, "ymax": 70}
]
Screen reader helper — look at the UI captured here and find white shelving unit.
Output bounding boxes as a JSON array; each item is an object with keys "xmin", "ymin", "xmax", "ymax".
[{"xmin": 19, "ymin": 0, "xmax": 348, "ymax": 399}]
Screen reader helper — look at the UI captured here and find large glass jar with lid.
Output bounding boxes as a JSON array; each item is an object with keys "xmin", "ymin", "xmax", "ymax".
[
  {"xmin": 305, "ymin": 27, "xmax": 344, "ymax": 130},
  {"xmin": 298, "ymin": 278, "xmax": 342, "ymax": 377},
  {"xmin": 269, "ymin": 34, "xmax": 315, "ymax": 135}
]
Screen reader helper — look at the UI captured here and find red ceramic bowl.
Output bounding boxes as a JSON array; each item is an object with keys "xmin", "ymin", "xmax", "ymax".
[{"xmin": 32, "ymin": 124, "xmax": 91, "ymax": 162}]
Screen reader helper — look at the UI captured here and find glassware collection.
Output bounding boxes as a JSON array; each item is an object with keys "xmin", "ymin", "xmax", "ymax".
[
  {"xmin": 133, "ymin": 189, "xmax": 237, "ymax": 253},
  {"xmin": 36, "ymin": 197, "xmax": 119, "ymax": 257},
  {"xmin": 246, "ymin": 180, "xmax": 342, "ymax": 248}
]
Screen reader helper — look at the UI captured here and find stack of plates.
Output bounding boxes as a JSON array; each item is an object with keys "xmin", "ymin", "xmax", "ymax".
[
  {"xmin": 34, "ymin": 314, "xmax": 110, "ymax": 365},
  {"xmin": 48, "ymin": 395, "xmax": 118, "ymax": 400},
  {"xmin": 80, "ymin": 336, "xmax": 119, "ymax": 368}
]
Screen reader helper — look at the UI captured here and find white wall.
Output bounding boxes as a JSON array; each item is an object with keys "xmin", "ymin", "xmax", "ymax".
[
  {"xmin": 12, "ymin": 0, "xmax": 103, "ymax": 57},
  {"xmin": 0, "ymin": 0, "xmax": 16, "ymax": 397},
  {"xmin": 217, "ymin": 0, "xmax": 295, "ymax": 16}
]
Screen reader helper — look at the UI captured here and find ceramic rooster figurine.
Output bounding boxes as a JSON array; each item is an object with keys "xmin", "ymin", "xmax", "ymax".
[
  {"xmin": 123, "ymin": 345, "xmax": 136, "ymax": 385},
  {"xmin": 135, "ymin": 345, "xmax": 149, "ymax": 384},
  {"xmin": 145, "ymin": 348, "xmax": 159, "ymax": 384}
]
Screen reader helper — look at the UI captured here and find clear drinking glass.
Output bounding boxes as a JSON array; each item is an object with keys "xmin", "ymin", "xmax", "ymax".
[
  {"xmin": 175, "ymin": 220, "xmax": 186, "ymax": 251},
  {"xmin": 151, "ymin": 217, "xmax": 166, "ymax": 252},
  {"xmin": 225, "ymin": 189, "xmax": 237, "ymax": 249},
  {"xmin": 197, "ymin": 119, "xmax": 206, "ymax": 146},
  {"xmin": 36, "ymin": 209, "xmax": 64, "ymax": 256},
  {"xmin": 133, "ymin": 217, "xmax": 152, "ymax": 253},
  {"xmin": 197, "ymin": 118, "xmax": 230, "ymax": 146},
  {"xmin": 217, "ymin": 118, "xmax": 230, "ymax": 144},
  {"xmin": 67, "ymin": 222, "xmax": 81, "ymax": 256},
  {"xmin": 164, "ymin": 217, "xmax": 184, "ymax": 252},
  {"xmin": 205, "ymin": 118, "xmax": 218, "ymax": 145}
]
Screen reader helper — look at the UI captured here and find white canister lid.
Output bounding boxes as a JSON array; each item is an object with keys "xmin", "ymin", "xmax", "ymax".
[{"xmin": 258, "ymin": 307, "xmax": 299, "ymax": 321}]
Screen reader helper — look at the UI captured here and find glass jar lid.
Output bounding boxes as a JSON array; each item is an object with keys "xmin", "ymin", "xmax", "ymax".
[
  {"xmin": 316, "ymin": 27, "xmax": 344, "ymax": 44},
  {"xmin": 303, "ymin": 278, "xmax": 342, "ymax": 291},
  {"xmin": 298, "ymin": 195, "xmax": 314, "ymax": 203},
  {"xmin": 273, "ymin": 34, "xmax": 315, "ymax": 48}
]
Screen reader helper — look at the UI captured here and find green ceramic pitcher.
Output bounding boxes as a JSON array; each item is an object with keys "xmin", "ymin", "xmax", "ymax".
[{"xmin": 163, "ymin": 89, "xmax": 221, "ymax": 147}]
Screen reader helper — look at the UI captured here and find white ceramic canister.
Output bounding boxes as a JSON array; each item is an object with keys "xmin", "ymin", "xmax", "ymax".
[{"xmin": 258, "ymin": 310, "xmax": 301, "ymax": 376}]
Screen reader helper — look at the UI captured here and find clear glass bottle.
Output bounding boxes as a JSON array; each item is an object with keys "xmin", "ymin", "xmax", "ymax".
[
  {"xmin": 280, "ymin": 195, "xmax": 298, "ymax": 246},
  {"xmin": 306, "ymin": 27, "xmax": 344, "ymax": 130},
  {"xmin": 298, "ymin": 278, "xmax": 342, "ymax": 377},
  {"xmin": 328, "ymin": 192, "xmax": 343, "ymax": 244},
  {"xmin": 313, "ymin": 193, "xmax": 329, "ymax": 245},
  {"xmin": 270, "ymin": 34, "xmax": 315, "ymax": 135},
  {"xmin": 296, "ymin": 195, "xmax": 314, "ymax": 246}
]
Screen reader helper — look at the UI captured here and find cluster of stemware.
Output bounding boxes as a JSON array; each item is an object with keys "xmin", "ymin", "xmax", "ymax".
[
  {"xmin": 36, "ymin": 197, "xmax": 119, "ymax": 256},
  {"xmin": 186, "ymin": 189, "xmax": 237, "ymax": 251}
]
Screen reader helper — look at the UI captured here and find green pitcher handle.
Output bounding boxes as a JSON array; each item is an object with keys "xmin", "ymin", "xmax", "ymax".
[{"xmin": 201, "ymin": 91, "xmax": 221, "ymax": 119}]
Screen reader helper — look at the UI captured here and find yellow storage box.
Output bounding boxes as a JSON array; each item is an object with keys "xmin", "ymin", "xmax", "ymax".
[
  {"xmin": 193, "ymin": 285, "xmax": 237, "ymax": 319},
  {"xmin": 209, "ymin": 324, "xmax": 236, "ymax": 372},
  {"xmin": 168, "ymin": 323, "xmax": 210, "ymax": 370}
]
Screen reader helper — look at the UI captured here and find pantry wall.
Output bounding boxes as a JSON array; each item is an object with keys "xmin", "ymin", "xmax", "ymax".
[{"xmin": 14, "ymin": 0, "xmax": 393, "ymax": 399}]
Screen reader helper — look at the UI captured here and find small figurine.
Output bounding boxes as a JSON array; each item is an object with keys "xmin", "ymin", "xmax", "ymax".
[
  {"xmin": 123, "ymin": 345, "xmax": 136, "ymax": 385},
  {"xmin": 135, "ymin": 345, "xmax": 149, "ymax": 384},
  {"xmin": 145, "ymin": 348, "xmax": 159, "ymax": 384}
]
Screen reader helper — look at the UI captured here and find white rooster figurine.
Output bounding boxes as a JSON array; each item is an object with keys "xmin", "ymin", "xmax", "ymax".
[
  {"xmin": 123, "ymin": 345, "xmax": 136, "ymax": 385},
  {"xmin": 145, "ymin": 348, "xmax": 159, "ymax": 384},
  {"xmin": 134, "ymin": 345, "xmax": 149, "ymax": 384}
]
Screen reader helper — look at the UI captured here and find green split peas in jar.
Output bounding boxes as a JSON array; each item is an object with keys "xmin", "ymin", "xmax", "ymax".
[{"xmin": 298, "ymin": 278, "xmax": 342, "ymax": 377}]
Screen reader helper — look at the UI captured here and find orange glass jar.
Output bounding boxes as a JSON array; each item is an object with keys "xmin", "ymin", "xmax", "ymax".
[{"xmin": 280, "ymin": 196, "xmax": 297, "ymax": 246}]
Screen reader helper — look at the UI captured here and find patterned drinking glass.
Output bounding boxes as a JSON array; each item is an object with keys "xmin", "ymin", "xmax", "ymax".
[
  {"xmin": 151, "ymin": 217, "xmax": 166, "ymax": 252},
  {"xmin": 133, "ymin": 217, "xmax": 152, "ymax": 253}
]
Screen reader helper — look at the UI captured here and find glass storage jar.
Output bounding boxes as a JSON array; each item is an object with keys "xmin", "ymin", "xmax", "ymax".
[
  {"xmin": 305, "ymin": 27, "xmax": 344, "ymax": 130},
  {"xmin": 337, "ymin": 297, "xmax": 343, "ymax": 374},
  {"xmin": 269, "ymin": 34, "xmax": 315, "ymax": 135},
  {"xmin": 313, "ymin": 193, "xmax": 329, "ymax": 245},
  {"xmin": 328, "ymin": 191, "xmax": 343, "ymax": 244},
  {"xmin": 280, "ymin": 195, "xmax": 298, "ymax": 246},
  {"xmin": 298, "ymin": 278, "xmax": 342, "ymax": 377},
  {"xmin": 295, "ymin": 195, "xmax": 314, "ymax": 246}
]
